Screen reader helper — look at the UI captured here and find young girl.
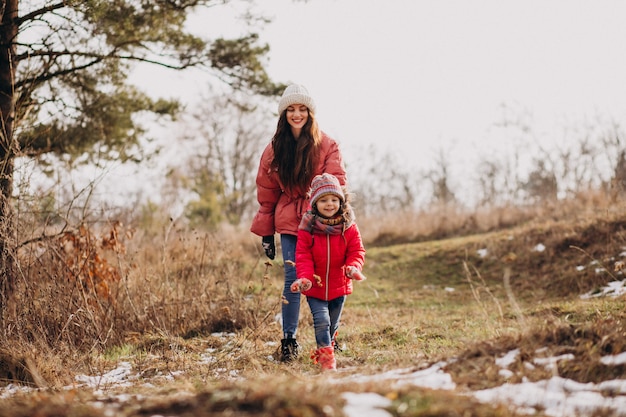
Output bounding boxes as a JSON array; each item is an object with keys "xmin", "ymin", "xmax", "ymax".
[
  {"xmin": 291, "ymin": 173, "xmax": 366, "ymax": 371},
  {"xmin": 251, "ymin": 84, "xmax": 347, "ymax": 363}
]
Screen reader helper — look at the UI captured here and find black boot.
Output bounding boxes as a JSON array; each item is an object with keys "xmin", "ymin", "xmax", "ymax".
[{"xmin": 280, "ymin": 337, "xmax": 299, "ymax": 362}]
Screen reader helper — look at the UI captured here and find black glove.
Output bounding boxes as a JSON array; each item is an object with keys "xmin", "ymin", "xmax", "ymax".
[{"xmin": 262, "ymin": 235, "xmax": 275, "ymax": 260}]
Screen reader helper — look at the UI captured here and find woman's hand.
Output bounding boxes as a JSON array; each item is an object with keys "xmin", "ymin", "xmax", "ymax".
[{"xmin": 262, "ymin": 235, "xmax": 275, "ymax": 259}]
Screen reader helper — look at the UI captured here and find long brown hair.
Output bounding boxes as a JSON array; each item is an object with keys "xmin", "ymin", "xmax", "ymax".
[{"xmin": 271, "ymin": 109, "xmax": 322, "ymax": 194}]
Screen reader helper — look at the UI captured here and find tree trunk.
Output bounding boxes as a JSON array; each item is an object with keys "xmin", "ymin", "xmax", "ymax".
[{"xmin": 0, "ymin": 0, "xmax": 19, "ymax": 312}]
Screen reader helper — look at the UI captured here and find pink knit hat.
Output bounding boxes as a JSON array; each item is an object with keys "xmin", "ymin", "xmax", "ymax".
[{"xmin": 308, "ymin": 173, "xmax": 344, "ymax": 207}]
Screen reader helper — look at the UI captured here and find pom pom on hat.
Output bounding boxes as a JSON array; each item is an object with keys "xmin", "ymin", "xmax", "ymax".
[
  {"xmin": 278, "ymin": 84, "xmax": 316, "ymax": 115},
  {"xmin": 308, "ymin": 173, "xmax": 344, "ymax": 208}
]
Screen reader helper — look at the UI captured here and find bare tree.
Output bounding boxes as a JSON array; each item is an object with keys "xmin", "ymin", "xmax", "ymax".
[
  {"xmin": 522, "ymin": 158, "xmax": 558, "ymax": 203},
  {"xmin": 475, "ymin": 158, "xmax": 506, "ymax": 207},
  {"xmin": 348, "ymin": 145, "xmax": 422, "ymax": 216},
  {"xmin": 597, "ymin": 119, "xmax": 626, "ymax": 199},
  {"xmin": 427, "ymin": 147, "xmax": 456, "ymax": 207},
  {"xmin": 182, "ymin": 92, "xmax": 272, "ymax": 227},
  {"xmin": 612, "ymin": 150, "xmax": 626, "ymax": 198}
]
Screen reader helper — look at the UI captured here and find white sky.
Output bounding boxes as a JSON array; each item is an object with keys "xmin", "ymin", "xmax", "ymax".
[
  {"xmin": 254, "ymin": 0, "xmax": 626, "ymax": 163},
  {"xmin": 162, "ymin": 0, "xmax": 626, "ymax": 177},
  {"xmin": 98, "ymin": 0, "xmax": 626, "ymax": 209}
]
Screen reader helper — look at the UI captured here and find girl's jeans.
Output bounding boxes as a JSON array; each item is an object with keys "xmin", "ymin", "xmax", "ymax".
[
  {"xmin": 307, "ymin": 295, "xmax": 346, "ymax": 347},
  {"xmin": 281, "ymin": 234, "xmax": 299, "ymax": 338}
]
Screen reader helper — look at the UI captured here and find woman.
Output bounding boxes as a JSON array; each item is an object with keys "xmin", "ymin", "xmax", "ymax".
[{"xmin": 251, "ymin": 84, "xmax": 347, "ymax": 362}]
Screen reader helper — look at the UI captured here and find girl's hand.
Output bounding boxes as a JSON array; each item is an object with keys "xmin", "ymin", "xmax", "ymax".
[
  {"xmin": 290, "ymin": 278, "xmax": 312, "ymax": 293},
  {"xmin": 346, "ymin": 266, "xmax": 366, "ymax": 281}
]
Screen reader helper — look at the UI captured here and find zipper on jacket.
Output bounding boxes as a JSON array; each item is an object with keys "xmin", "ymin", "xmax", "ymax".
[{"xmin": 325, "ymin": 234, "xmax": 330, "ymax": 300}]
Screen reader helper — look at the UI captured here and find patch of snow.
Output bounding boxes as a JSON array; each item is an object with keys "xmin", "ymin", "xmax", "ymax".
[
  {"xmin": 0, "ymin": 383, "xmax": 33, "ymax": 399},
  {"xmin": 340, "ymin": 362, "xmax": 456, "ymax": 391},
  {"xmin": 495, "ymin": 349, "xmax": 519, "ymax": 368},
  {"xmin": 477, "ymin": 248, "xmax": 488, "ymax": 258},
  {"xmin": 343, "ymin": 392, "xmax": 392, "ymax": 417},
  {"xmin": 499, "ymin": 369, "xmax": 514, "ymax": 379},
  {"xmin": 444, "ymin": 287, "xmax": 455, "ymax": 292},
  {"xmin": 474, "ymin": 376, "xmax": 626, "ymax": 417},
  {"xmin": 581, "ymin": 280, "xmax": 626, "ymax": 299},
  {"xmin": 533, "ymin": 354, "xmax": 575, "ymax": 370},
  {"xmin": 601, "ymin": 352, "xmax": 626, "ymax": 366},
  {"xmin": 533, "ymin": 243, "xmax": 546, "ymax": 252},
  {"xmin": 75, "ymin": 361, "xmax": 136, "ymax": 389},
  {"xmin": 200, "ymin": 353, "xmax": 217, "ymax": 364},
  {"xmin": 576, "ymin": 265, "xmax": 585, "ymax": 271},
  {"xmin": 211, "ymin": 332, "xmax": 236, "ymax": 338}
]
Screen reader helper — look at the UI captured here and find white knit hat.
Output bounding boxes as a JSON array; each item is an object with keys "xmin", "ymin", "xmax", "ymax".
[{"xmin": 277, "ymin": 84, "xmax": 316, "ymax": 115}]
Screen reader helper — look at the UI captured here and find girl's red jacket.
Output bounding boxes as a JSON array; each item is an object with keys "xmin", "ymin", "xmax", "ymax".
[{"xmin": 295, "ymin": 223, "xmax": 365, "ymax": 301}]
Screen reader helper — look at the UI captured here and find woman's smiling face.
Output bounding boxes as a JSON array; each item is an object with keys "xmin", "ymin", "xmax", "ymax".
[{"xmin": 286, "ymin": 104, "xmax": 309, "ymax": 136}]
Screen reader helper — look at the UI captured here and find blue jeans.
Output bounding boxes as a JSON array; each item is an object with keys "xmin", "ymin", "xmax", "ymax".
[
  {"xmin": 307, "ymin": 295, "xmax": 346, "ymax": 348},
  {"xmin": 281, "ymin": 234, "xmax": 300, "ymax": 338}
]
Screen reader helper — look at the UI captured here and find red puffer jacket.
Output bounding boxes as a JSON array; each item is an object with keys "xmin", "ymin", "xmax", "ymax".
[
  {"xmin": 250, "ymin": 133, "xmax": 346, "ymax": 237},
  {"xmin": 295, "ymin": 223, "xmax": 365, "ymax": 301}
]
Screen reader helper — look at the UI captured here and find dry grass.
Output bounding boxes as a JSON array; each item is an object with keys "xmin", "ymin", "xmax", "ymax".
[
  {"xmin": 2, "ymin": 220, "xmax": 285, "ymax": 387},
  {"xmin": 0, "ymin": 194, "xmax": 625, "ymax": 415},
  {"xmin": 360, "ymin": 192, "xmax": 626, "ymax": 247}
]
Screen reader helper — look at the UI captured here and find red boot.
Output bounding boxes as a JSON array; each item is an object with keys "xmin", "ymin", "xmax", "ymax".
[{"xmin": 312, "ymin": 346, "xmax": 336, "ymax": 371}]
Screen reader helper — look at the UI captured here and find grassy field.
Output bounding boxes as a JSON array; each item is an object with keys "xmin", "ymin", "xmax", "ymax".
[{"xmin": 0, "ymin": 205, "xmax": 625, "ymax": 416}]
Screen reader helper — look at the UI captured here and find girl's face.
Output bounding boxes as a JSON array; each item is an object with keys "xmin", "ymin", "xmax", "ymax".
[
  {"xmin": 315, "ymin": 194, "xmax": 341, "ymax": 218},
  {"xmin": 286, "ymin": 104, "xmax": 309, "ymax": 137}
]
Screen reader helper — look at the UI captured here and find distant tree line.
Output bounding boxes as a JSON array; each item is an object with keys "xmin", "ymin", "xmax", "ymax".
[{"xmin": 172, "ymin": 101, "xmax": 626, "ymax": 227}]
